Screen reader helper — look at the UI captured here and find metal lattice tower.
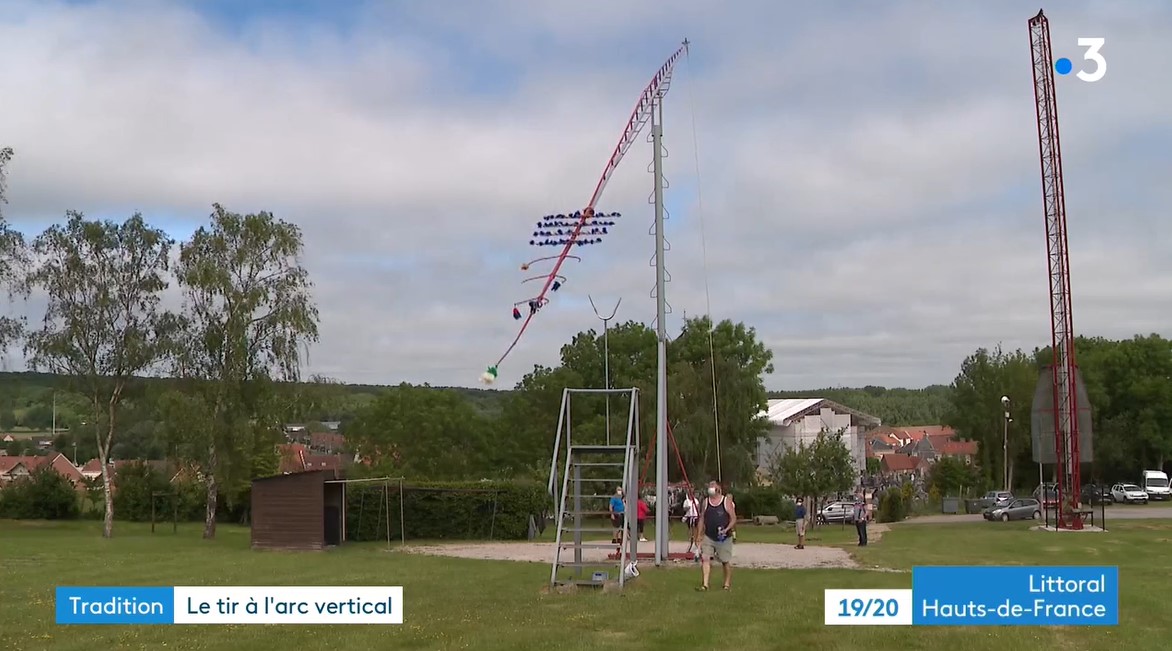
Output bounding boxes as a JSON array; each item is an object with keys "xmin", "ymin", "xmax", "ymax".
[{"xmin": 1029, "ymin": 9, "xmax": 1083, "ymax": 529}]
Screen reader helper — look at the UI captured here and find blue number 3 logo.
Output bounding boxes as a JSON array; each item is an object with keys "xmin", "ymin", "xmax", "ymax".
[{"xmin": 1077, "ymin": 37, "xmax": 1106, "ymax": 82}]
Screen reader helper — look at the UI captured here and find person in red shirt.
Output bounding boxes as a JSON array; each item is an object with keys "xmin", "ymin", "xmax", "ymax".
[{"xmin": 636, "ymin": 496, "xmax": 650, "ymax": 542}]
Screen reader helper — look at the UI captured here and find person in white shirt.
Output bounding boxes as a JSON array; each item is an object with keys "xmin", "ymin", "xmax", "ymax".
[{"xmin": 682, "ymin": 490, "xmax": 700, "ymax": 551}]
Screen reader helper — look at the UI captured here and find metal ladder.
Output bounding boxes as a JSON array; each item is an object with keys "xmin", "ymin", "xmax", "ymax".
[{"xmin": 548, "ymin": 388, "xmax": 641, "ymax": 589}]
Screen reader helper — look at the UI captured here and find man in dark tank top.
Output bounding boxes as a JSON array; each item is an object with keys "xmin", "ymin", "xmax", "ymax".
[{"xmin": 694, "ymin": 479, "xmax": 737, "ymax": 591}]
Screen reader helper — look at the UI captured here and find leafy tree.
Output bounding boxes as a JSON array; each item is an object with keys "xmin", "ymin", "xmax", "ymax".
[
  {"xmin": 1040, "ymin": 334, "xmax": 1172, "ymax": 479},
  {"xmin": 944, "ymin": 345, "xmax": 1036, "ymax": 490},
  {"xmin": 346, "ymin": 383, "xmax": 496, "ymax": 479},
  {"xmin": 0, "ymin": 146, "xmax": 26, "ymax": 352},
  {"xmin": 810, "ymin": 428, "xmax": 857, "ymax": 497},
  {"xmin": 501, "ymin": 316, "xmax": 773, "ymax": 487},
  {"xmin": 21, "ymin": 212, "xmax": 176, "ymax": 537},
  {"xmin": 171, "ymin": 204, "xmax": 319, "ymax": 539},
  {"xmin": 768, "ymin": 427, "xmax": 856, "ymax": 517},
  {"xmin": 926, "ymin": 456, "xmax": 980, "ymax": 496},
  {"xmin": 0, "ymin": 147, "xmax": 12, "ymax": 210},
  {"xmin": 769, "ymin": 441, "xmax": 815, "ymax": 502}
]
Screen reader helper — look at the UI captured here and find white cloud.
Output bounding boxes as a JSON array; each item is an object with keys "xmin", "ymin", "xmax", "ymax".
[{"xmin": 1, "ymin": 0, "xmax": 1169, "ymax": 391}]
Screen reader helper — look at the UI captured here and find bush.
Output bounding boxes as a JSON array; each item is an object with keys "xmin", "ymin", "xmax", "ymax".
[
  {"xmin": 345, "ymin": 480, "xmax": 548, "ymax": 541},
  {"xmin": 0, "ymin": 467, "xmax": 80, "ymax": 520},
  {"xmin": 111, "ymin": 463, "xmax": 210, "ymax": 523},
  {"xmin": 732, "ymin": 486, "xmax": 796, "ymax": 521},
  {"xmin": 876, "ymin": 487, "xmax": 908, "ymax": 523}
]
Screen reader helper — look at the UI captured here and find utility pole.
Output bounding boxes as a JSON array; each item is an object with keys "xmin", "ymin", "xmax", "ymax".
[
  {"xmin": 589, "ymin": 296, "xmax": 621, "ymax": 445},
  {"xmin": 652, "ymin": 91, "xmax": 669, "ymax": 566},
  {"xmin": 1001, "ymin": 396, "xmax": 1011, "ymax": 492}
]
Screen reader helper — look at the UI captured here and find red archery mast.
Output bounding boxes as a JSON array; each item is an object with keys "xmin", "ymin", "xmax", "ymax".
[{"xmin": 1028, "ymin": 9, "xmax": 1083, "ymax": 529}]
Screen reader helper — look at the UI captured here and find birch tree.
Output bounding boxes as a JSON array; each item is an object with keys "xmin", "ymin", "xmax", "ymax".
[
  {"xmin": 174, "ymin": 204, "xmax": 318, "ymax": 539},
  {"xmin": 0, "ymin": 147, "xmax": 27, "ymax": 351},
  {"xmin": 22, "ymin": 212, "xmax": 176, "ymax": 537}
]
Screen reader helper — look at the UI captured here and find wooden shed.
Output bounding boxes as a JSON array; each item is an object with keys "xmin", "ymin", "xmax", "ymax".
[{"xmin": 250, "ymin": 469, "xmax": 345, "ymax": 551}]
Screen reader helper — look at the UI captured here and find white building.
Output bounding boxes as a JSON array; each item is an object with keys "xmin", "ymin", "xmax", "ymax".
[{"xmin": 755, "ymin": 398, "xmax": 882, "ymax": 478}]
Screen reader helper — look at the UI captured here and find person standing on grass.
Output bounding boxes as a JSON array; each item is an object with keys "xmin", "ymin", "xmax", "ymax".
[
  {"xmin": 696, "ymin": 479, "xmax": 736, "ymax": 591},
  {"xmin": 636, "ymin": 495, "xmax": 650, "ymax": 542},
  {"xmin": 853, "ymin": 491, "xmax": 868, "ymax": 546},
  {"xmin": 794, "ymin": 497, "xmax": 807, "ymax": 549},
  {"xmin": 682, "ymin": 490, "xmax": 700, "ymax": 551},
  {"xmin": 609, "ymin": 486, "xmax": 625, "ymax": 544}
]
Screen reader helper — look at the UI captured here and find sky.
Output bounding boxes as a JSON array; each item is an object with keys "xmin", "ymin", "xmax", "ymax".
[{"xmin": 1, "ymin": 0, "xmax": 1169, "ymax": 391}]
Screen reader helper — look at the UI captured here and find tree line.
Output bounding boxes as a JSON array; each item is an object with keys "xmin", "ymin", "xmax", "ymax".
[{"xmin": 945, "ymin": 335, "xmax": 1172, "ymax": 491}]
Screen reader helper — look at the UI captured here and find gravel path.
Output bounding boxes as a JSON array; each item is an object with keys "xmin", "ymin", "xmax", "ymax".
[{"xmin": 402, "ymin": 524, "xmax": 892, "ymax": 571}]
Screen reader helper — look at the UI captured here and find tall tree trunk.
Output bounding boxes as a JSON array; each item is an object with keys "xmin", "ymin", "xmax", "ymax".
[
  {"xmin": 203, "ymin": 439, "xmax": 218, "ymax": 539},
  {"xmin": 102, "ymin": 394, "xmax": 120, "ymax": 538},
  {"xmin": 99, "ymin": 454, "xmax": 114, "ymax": 538},
  {"xmin": 93, "ymin": 400, "xmax": 114, "ymax": 539},
  {"xmin": 1008, "ymin": 459, "xmax": 1015, "ymax": 494}
]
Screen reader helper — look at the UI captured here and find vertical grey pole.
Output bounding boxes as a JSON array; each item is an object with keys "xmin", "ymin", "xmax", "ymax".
[
  {"xmin": 652, "ymin": 94, "xmax": 669, "ymax": 566},
  {"xmin": 573, "ymin": 463, "xmax": 583, "ymax": 578},
  {"xmin": 603, "ymin": 323, "xmax": 611, "ymax": 445}
]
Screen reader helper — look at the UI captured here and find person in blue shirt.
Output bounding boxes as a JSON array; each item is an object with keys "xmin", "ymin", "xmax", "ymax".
[
  {"xmin": 794, "ymin": 497, "xmax": 807, "ymax": 549},
  {"xmin": 609, "ymin": 487, "xmax": 625, "ymax": 544}
]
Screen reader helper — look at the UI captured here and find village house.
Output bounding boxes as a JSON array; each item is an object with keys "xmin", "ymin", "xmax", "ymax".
[
  {"xmin": 0, "ymin": 453, "xmax": 86, "ymax": 491},
  {"xmin": 865, "ymin": 425, "xmax": 979, "ymax": 481},
  {"xmin": 277, "ymin": 443, "xmax": 352, "ymax": 475}
]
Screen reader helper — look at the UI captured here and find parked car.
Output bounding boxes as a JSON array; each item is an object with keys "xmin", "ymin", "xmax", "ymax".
[
  {"xmin": 1110, "ymin": 483, "xmax": 1148, "ymax": 504},
  {"xmin": 984, "ymin": 497, "xmax": 1041, "ymax": 521},
  {"xmin": 818, "ymin": 501, "xmax": 857, "ymax": 524},
  {"xmin": 1033, "ymin": 483, "xmax": 1058, "ymax": 506},
  {"xmin": 1080, "ymin": 483, "xmax": 1114, "ymax": 505},
  {"xmin": 977, "ymin": 491, "xmax": 1014, "ymax": 509}
]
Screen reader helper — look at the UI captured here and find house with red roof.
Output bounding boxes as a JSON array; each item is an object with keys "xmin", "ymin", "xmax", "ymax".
[
  {"xmin": 866, "ymin": 424, "xmax": 979, "ymax": 477},
  {"xmin": 0, "ymin": 453, "xmax": 86, "ymax": 491},
  {"xmin": 277, "ymin": 443, "xmax": 351, "ymax": 475},
  {"xmin": 880, "ymin": 453, "xmax": 924, "ymax": 480}
]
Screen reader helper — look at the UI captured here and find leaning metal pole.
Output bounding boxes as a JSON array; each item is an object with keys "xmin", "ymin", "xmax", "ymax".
[{"xmin": 652, "ymin": 92, "xmax": 669, "ymax": 566}]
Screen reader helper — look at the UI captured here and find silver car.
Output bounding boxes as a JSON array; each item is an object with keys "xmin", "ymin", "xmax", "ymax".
[
  {"xmin": 818, "ymin": 500, "xmax": 858, "ymax": 524},
  {"xmin": 985, "ymin": 497, "xmax": 1041, "ymax": 521}
]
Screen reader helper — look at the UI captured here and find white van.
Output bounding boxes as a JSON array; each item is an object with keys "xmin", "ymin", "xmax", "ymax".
[{"xmin": 1141, "ymin": 470, "xmax": 1170, "ymax": 501}]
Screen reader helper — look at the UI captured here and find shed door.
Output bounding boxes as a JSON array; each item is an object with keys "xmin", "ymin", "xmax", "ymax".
[{"xmin": 324, "ymin": 506, "xmax": 341, "ymax": 546}]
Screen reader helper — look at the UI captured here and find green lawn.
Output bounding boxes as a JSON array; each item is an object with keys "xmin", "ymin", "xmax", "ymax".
[{"xmin": 1, "ymin": 518, "xmax": 1169, "ymax": 650}]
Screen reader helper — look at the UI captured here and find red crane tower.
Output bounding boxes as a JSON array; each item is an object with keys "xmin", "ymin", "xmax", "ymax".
[{"xmin": 1028, "ymin": 9, "xmax": 1084, "ymax": 530}]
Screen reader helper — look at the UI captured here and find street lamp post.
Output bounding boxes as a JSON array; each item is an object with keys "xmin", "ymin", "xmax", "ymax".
[{"xmin": 1001, "ymin": 396, "xmax": 1011, "ymax": 492}]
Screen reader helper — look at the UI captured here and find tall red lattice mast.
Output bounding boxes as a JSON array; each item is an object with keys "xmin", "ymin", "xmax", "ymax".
[{"xmin": 1029, "ymin": 9, "xmax": 1083, "ymax": 529}]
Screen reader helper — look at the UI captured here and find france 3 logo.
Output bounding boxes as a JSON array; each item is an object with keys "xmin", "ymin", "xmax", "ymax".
[{"xmin": 1055, "ymin": 38, "xmax": 1106, "ymax": 82}]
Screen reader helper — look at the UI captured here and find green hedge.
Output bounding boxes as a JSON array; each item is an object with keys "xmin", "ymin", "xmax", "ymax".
[
  {"xmin": 0, "ymin": 467, "xmax": 79, "ymax": 519},
  {"xmin": 345, "ymin": 480, "xmax": 547, "ymax": 541},
  {"xmin": 731, "ymin": 486, "xmax": 796, "ymax": 521},
  {"xmin": 113, "ymin": 462, "xmax": 199, "ymax": 522}
]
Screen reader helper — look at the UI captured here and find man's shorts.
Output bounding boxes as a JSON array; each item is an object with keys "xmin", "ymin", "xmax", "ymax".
[
  {"xmin": 701, "ymin": 535, "xmax": 733, "ymax": 564},
  {"xmin": 611, "ymin": 514, "xmax": 623, "ymax": 528},
  {"xmin": 795, "ymin": 519, "xmax": 807, "ymax": 536}
]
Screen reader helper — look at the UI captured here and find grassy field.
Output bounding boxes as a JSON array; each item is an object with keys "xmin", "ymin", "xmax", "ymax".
[{"xmin": 1, "ymin": 518, "xmax": 1169, "ymax": 650}]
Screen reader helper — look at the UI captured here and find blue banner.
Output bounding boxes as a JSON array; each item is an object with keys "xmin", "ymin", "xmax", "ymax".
[
  {"xmin": 56, "ymin": 587, "xmax": 175, "ymax": 625},
  {"xmin": 912, "ymin": 566, "xmax": 1118, "ymax": 626}
]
